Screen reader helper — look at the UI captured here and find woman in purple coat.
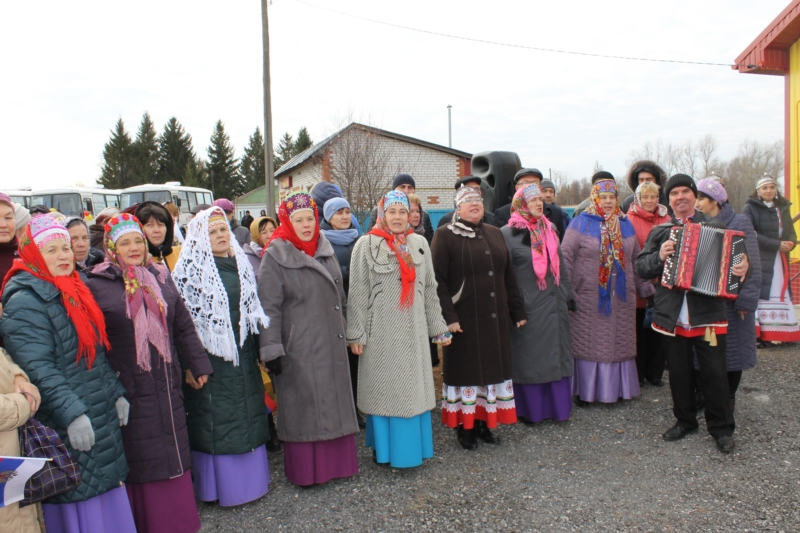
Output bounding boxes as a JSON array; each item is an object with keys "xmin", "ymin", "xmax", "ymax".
[
  {"xmin": 561, "ymin": 174, "xmax": 649, "ymax": 405},
  {"xmin": 87, "ymin": 214, "xmax": 214, "ymax": 533}
]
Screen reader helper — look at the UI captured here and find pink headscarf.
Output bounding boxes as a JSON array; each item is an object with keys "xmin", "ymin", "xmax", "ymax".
[{"xmin": 508, "ymin": 185, "xmax": 560, "ymax": 290}]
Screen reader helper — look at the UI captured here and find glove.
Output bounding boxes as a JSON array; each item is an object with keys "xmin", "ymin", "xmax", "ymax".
[
  {"xmin": 115, "ymin": 397, "xmax": 130, "ymax": 426},
  {"xmin": 67, "ymin": 414, "xmax": 96, "ymax": 452},
  {"xmin": 264, "ymin": 357, "xmax": 282, "ymax": 376}
]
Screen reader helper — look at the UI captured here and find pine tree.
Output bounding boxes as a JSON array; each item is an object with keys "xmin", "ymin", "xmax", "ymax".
[
  {"xmin": 184, "ymin": 157, "xmax": 208, "ymax": 189},
  {"xmin": 206, "ymin": 120, "xmax": 241, "ymax": 199},
  {"xmin": 130, "ymin": 112, "xmax": 159, "ymax": 185},
  {"xmin": 241, "ymin": 127, "xmax": 266, "ymax": 193},
  {"xmin": 99, "ymin": 118, "xmax": 133, "ymax": 189},
  {"xmin": 294, "ymin": 126, "xmax": 313, "ymax": 154},
  {"xmin": 274, "ymin": 132, "xmax": 295, "ymax": 170},
  {"xmin": 157, "ymin": 117, "xmax": 196, "ymax": 184}
]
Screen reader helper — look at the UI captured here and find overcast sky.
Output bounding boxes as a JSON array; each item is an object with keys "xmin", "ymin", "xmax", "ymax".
[{"xmin": 0, "ymin": 0, "xmax": 789, "ymax": 190}]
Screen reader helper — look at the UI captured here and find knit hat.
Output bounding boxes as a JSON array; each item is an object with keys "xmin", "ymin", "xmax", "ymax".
[
  {"xmin": 392, "ymin": 173, "xmax": 416, "ymax": 190},
  {"xmin": 521, "ymin": 183, "xmax": 542, "ymax": 202},
  {"xmin": 13, "ymin": 203, "xmax": 30, "ymax": 231},
  {"xmin": 513, "ymin": 168, "xmax": 543, "ymax": 183},
  {"xmin": 323, "ymin": 197, "xmax": 351, "ymax": 222},
  {"xmin": 310, "ymin": 181, "xmax": 343, "ymax": 208},
  {"xmin": 454, "ymin": 176, "xmax": 481, "ymax": 190},
  {"xmin": 284, "ymin": 192, "xmax": 316, "ymax": 219},
  {"xmin": 207, "ymin": 207, "xmax": 229, "ymax": 231},
  {"xmin": 756, "ymin": 174, "xmax": 776, "ymax": 190},
  {"xmin": 697, "ymin": 178, "xmax": 727, "ymax": 205},
  {"xmin": 212, "ymin": 198, "xmax": 235, "ymax": 212},
  {"xmin": 104, "ymin": 213, "xmax": 144, "ymax": 244},
  {"xmin": 539, "ymin": 180, "xmax": 556, "ymax": 192},
  {"xmin": 383, "ymin": 190, "xmax": 410, "ymax": 211},
  {"xmin": 0, "ymin": 193, "xmax": 14, "ymax": 212},
  {"xmin": 29, "ymin": 214, "xmax": 70, "ymax": 249},
  {"xmin": 591, "ymin": 171, "xmax": 615, "ymax": 184},
  {"xmin": 664, "ymin": 174, "xmax": 697, "ymax": 198}
]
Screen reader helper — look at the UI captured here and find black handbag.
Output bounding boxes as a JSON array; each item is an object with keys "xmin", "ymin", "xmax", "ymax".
[{"xmin": 17, "ymin": 418, "xmax": 82, "ymax": 505}]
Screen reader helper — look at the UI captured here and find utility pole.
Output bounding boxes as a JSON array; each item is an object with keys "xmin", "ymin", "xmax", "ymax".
[
  {"xmin": 447, "ymin": 105, "xmax": 452, "ymax": 148},
  {"xmin": 262, "ymin": 0, "xmax": 276, "ymax": 217}
]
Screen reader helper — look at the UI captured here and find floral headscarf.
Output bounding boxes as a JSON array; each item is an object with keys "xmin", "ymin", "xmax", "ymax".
[
  {"xmin": 92, "ymin": 213, "xmax": 171, "ymax": 372},
  {"xmin": 267, "ymin": 192, "xmax": 320, "ymax": 257},
  {"xmin": 2, "ymin": 215, "xmax": 109, "ymax": 368},
  {"xmin": 508, "ymin": 184, "xmax": 560, "ymax": 290},
  {"xmin": 368, "ymin": 191, "xmax": 416, "ymax": 309},
  {"xmin": 583, "ymin": 179, "xmax": 626, "ymax": 315}
]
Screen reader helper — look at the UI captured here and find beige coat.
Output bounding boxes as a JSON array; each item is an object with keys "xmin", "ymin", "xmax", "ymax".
[{"xmin": 0, "ymin": 348, "xmax": 41, "ymax": 533}]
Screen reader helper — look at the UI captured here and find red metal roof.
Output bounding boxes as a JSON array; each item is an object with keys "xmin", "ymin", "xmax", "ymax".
[{"xmin": 733, "ymin": 0, "xmax": 800, "ymax": 75}]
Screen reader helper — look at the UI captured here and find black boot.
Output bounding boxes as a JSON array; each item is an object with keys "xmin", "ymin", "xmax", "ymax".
[
  {"xmin": 475, "ymin": 420, "xmax": 501, "ymax": 445},
  {"xmin": 266, "ymin": 412, "xmax": 282, "ymax": 453},
  {"xmin": 456, "ymin": 426, "xmax": 478, "ymax": 450}
]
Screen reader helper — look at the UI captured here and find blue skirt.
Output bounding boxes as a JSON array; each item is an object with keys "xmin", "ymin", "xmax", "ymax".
[{"xmin": 365, "ymin": 411, "xmax": 433, "ymax": 468}]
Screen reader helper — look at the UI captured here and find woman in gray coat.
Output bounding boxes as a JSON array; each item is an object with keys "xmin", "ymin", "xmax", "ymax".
[
  {"xmin": 501, "ymin": 184, "xmax": 576, "ymax": 423},
  {"xmin": 258, "ymin": 192, "xmax": 359, "ymax": 486},
  {"xmin": 694, "ymin": 179, "xmax": 761, "ymax": 412},
  {"xmin": 562, "ymin": 177, "xmax": 649, "ymax": 406}
]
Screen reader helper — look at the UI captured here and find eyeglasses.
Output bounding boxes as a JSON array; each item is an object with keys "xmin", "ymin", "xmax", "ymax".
[{"xmin": 461, "ymin": 198, "xmax": 483, "ymax": 205}]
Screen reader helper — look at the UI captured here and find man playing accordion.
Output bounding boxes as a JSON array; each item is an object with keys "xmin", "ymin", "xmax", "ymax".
[{"xmin": 636, "ymin": 174, "xmax": 749, "ymax": 454}]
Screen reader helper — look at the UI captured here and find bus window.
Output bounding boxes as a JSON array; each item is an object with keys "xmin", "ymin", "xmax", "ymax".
[
  {"xmin": 30, "ymin": 195, "xmax": 52, "ymax": 208},
  {"xmin": 121, "ymin": 192, "xmax": 143, "ymax": 208},
  {"xmin": 106, "ymin": 194, "xmax": 120, "ymax": 208},
  {"xmin": 179, "ymin": 191, "xmax": 190, "ymax": 212},
  {"xmin": 186, "ymin": 192, "xmax": 197, "ymax": 210},
  {"xmin": 52, "ymin": 194, "xmax": 82, "ymax": 217},
  {"xmin": 93, "ymin": 194, "xmax": 107, "ymax": 212},
  {"xmin": 144, "ymin": 191, "xmax": 170, "ymax": 204},
  {"xmin": 9, "ymin": 196, "xmax": 29, "ymax": 207},
  {"xmin": 203, "ymin": 193, "xmax": 213, "ymax": 204}
]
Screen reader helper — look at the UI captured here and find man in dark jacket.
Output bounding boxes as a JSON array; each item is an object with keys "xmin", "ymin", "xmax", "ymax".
[
  {"xmin": 635, "ymin": 174, "xmax": 748, "ymax": 454},
  {"xmin": 369, "ymin": 174, "xmax": 434, "ymax": 241},
  {"xmin": 621, "ymin": 160, "xmax": 668, "ymax": 213},
  {"xmin": 539, "ymin": 179, "xmax": 571, "ymax": 236},
  {"xmin": 241, "ymin": 210, "xmax": 255, "ymax": 232},
  {"xmin": 494, "ymin": 169, "xmax": 567, "ymax": 239},
  {"xmin": 437, "ymin": 176, "xmax": 498, "ymax": 228}
]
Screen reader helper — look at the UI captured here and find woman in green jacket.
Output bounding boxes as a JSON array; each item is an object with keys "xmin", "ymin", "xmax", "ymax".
[
  {"xmin": 1, "ymin": 214, "xmax": 135, "ymax": 533},
  {"xmin": 172, "ymin": 207, "xmax": 272, "ymax": 507}
]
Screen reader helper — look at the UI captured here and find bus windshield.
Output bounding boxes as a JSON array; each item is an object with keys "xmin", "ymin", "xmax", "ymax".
[
  {"xmin": 120, "ymin": 190, "xmax": 171, "ymax": 209},
  {"xmin": 30, "ymin": 193, "xmax": 83, "ymax": 217}
]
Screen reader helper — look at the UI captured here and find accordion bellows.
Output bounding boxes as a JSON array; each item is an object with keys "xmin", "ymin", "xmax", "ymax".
[{"xmin": 662, "ymin": 223, "xmax": 746, "ymax": 300}]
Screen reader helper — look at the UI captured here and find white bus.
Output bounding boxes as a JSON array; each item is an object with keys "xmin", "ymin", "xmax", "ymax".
[
  {"xmin": 120, "ymin": 183, "xmax": 214, "ymax": 225},
  {"xmin": 29, "ymin": 187, "xmax": 121, "ymax": 218},
  {"xmin": 2, "ymin": 187, "xmax": 32, "ymax": 208}
]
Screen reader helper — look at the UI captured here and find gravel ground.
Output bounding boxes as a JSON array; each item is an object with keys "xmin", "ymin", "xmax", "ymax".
[{"xmin": 199, "ymin": 344, "xmax": 800, "ymax": 532}]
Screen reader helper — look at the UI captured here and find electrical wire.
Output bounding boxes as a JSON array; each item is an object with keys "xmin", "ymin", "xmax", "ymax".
[{"xmin": 291, "ymin": 0, "xmax": 737, "ymax": 68}]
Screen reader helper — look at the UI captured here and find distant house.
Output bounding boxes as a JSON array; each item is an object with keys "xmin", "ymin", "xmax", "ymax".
[{"xmin": 267, "ymin": 122, "xmax": 471, "ymax": 224}]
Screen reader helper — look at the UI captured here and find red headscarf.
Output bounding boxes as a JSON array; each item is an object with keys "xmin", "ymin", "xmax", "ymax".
[
  {"xmin": 2, "ymin": 221, "xmax": 110, "ymax": 369},
  {"xmin": 368, "ymin": 192, "xmax": 416, "ymax": 309},
  {"xmin": 268, "ymin": 192, "xmax": 320, "ymax": 257}
]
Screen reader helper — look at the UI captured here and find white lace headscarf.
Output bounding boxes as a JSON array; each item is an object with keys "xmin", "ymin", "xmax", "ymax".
[{"xmin": 172, "ymin": 207, "xmax": 269, "ymax": 365}]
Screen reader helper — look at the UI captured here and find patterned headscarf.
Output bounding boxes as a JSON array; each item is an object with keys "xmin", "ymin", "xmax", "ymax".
[
  {"xmin": 267, "ymin": 192, "xmax": 320, "ymax": 257},
  {"xmin": 508, "ymin": 184, "xmax": 560, "ymax": 290},
  {"xmin": 583, "ymin": 179, "xmax": 626, "ymax": 315},
  {"xmin": 172, "ymin": 207, "xmax": 270, "ymax": 366},
  {"xmin": 92, "ymin": 213, "xmax": 171, "ymax": 372},
  {"xmin": 451, "ymin": 185, "xmax": 482, "ymax": 223},
  {"xmin": 368, "ymin": 191, "xmax": 416, "ymax": 309},
  {"xmin": 2, "ymin": 215, "xmax": 109, "ymax": 369}
]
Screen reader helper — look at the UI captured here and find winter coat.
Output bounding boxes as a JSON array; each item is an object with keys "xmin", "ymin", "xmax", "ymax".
[
  {"xmin": 635, "ymin": 211, "xmax": 729, "ymax": 331},
  {"xmin": 494, "ymin": 202, "xmax": 567, "ymax": 240},
  {"xmin": 259, "ymin": 236, "xmax": 358, "ymax": 442},
  {"xmin": 436, "ymin": 211, "xmax": 498, "ymax": 229},
  {"xmin": 0, "ymin": 348, "xmax": 41, "ymax": 533},
  {"xmin": 230, "ymin": 220, "xmax": 251, "ymax": 248},
  {"xmin": 627, "ymin": 204, "xmax": 671, "ymax": 308},
  {"xmin": 183, "ymin": 256, "xmax": 268, "ymax": 454},
  {"xmin": 431, "ymin": 220, "xmax": 527, "ymax": 386},
  {"xmin": 243, "ymin": 242, "xmax": 263, "ymax": 283},
  {"xmin": 742, "ymin": 196, "xmax": 797, "ymax": 300},
  {"xmin": 76, "ymin": 248, "xmax": 105, "ymax": 274},
  {"xmin": 501, "ymin": 226, "xmax": 574, "ymax": 384},
  {"xmin": 562, "ymin": 215, "xmax": 650, "ymax": 364},
  {"xmin": 326, "ymin": 236, "xmax": 357, "ymax": 296},
  {"xmin": 0, "ymin": 272, "xmax": 128, "ymax": 504},
  {"xmin": 715, "ymin": 203, "xmax": 761, "ymax": 371},
  {"xmin": 89, "ymin": 224, "xmax": 105, "ymax": 250},
  {"xmin": 86, "ymin": 264, "xmax": 213, "ymax": 483},
  {"xmin": 347, "ymin": 233, "xmax": 448, "ymax": 418}
]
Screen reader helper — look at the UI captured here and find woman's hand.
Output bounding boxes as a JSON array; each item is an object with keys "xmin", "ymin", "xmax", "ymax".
[
  {"xmin": 738, "ymin": 310, "xmax": 748, "ymax": 320},
  {"xmin": 732, "ymin": 254, "xmax": 749, "ymax": 282},
  {"xmin": 447, "ymin": 323, "xmax": 462, "ymax": 333},
  {"xmin": 440, "ymin": 338, "xmax": 452, "ymax": 347},
  {"xmin": 14, "ymin": 376, "xmax": 40, "ymax": 414},
  {"xmin": 185, "ymin": 369, "xmax": 207, "ymax": 390},
  {"xmin": 516, "ymin": 319, "xmax": 527, "ymax": 328},
  {"xmin": 349, "ymin": 343, "xmax": 363, "ymax": 356}
]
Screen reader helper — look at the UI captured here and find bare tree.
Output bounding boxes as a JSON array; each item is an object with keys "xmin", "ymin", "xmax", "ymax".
[
  {"xmin": 696, "ymin": 134, "xmax": 721, "ymax": 179},
  {"xmin": 719, "ymin": 139, "xmax": 784, "ymax": 211}
]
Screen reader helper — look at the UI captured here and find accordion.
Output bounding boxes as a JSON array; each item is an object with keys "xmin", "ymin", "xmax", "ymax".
[{"xmin": 661, "ymin": 222, "xmax": 745, "ymax": 300}]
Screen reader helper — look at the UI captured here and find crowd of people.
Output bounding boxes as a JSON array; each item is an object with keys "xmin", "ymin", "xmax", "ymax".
[{"xmin": 0, "ymin": 160, "xmax": 796, "ymax": 533}]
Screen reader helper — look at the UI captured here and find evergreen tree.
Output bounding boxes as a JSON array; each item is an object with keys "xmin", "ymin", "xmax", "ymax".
[
  {"xmin": 157, "ymin": 117, "xmax": 196, "ymax": 184},
  {"xmin": 206, "ymin": 120, "xmax": 241, "ymax": 199},
  {"xmin": 241, "ymin": 127, "xmax": 266, "ymax": 193},
  {"xmin": 184, "ymin": 157, "xmax": 208, "ymax": 190},
  {"xmin": 99, "ymin": 118, "xmax": 134, "ymax": 189},
  {"xmin": 294, "ymin": 126, "xmax": 313, "ymax": 154},
  {"xmin": 274, "ymin": 132, "xmax": 295, "ymax": 170},
  {"xmin": 130, "ymin": 112, "xmax": 159, "ymax": 185}
]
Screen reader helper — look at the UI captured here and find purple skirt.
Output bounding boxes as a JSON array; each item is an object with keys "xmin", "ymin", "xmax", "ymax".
[
  {"xmin": 572, "ymin": 359, "xmax": 641, "ymax": 403},
  {"xmin": 43, "ymin": 485, "xmax": 136, "ymax": 533},
  {"xmin": 514, "ymin": 377, "xmax": 573, "ymax": 423},
  {"xmin": 283, "ymin": 434, "xmax": 358, "ymax": 486},
  {"xmin": 193, "ymin": 445, "xmax": 270, "ymax": 507},
  {"xmin": 126, "ymin": 471, "xmax": 200, "ymax": 533}
]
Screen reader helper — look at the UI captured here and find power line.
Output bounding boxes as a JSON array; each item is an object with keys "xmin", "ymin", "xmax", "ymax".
[{"xmin": 292, "ymin": 0, "xmax": 736, "ymax": 68}]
